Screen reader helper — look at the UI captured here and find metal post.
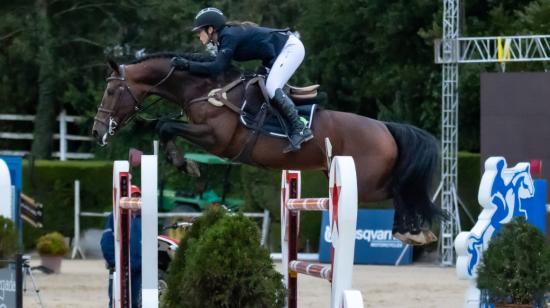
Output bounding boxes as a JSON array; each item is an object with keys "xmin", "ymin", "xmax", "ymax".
[
  {"xmin": 153, "ymin": 140, "xmax": 159, "ymax": 156},
  {"xmin": 59, "ymin": 110, "xmax": 67, "ymax": 161},
  {"xmin": 439, "ymin": 0, "xmax": 461, "ymax": 266},
  {"xmin": 15, "ymin": 253, "xmax": 22, "ymax": 308},
  {"xmin": 260, "ymin": 209, "xmax": 270, "ymax": 247},
  {"xmin": 71, "ymin": 180, "xmax": 85, "ymax": 259},
  {"xmin": 394, "ymin": 245, "xmax": 410, "ymax": 266}
]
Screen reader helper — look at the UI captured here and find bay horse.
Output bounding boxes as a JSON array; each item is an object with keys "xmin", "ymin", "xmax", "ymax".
[{"xmin": 92, "ymin": 53, "xmax": 443, "ymax": 245}]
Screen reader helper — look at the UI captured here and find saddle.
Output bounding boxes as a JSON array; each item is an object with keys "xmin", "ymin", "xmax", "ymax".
[
  {"xmin": 206, "ymin": 78, "xmax": 321, "ymax": 105},
  {"xmin": 285, "ymin": 84, "xmax": 321, "ymax": 100},
  {"xmin": 198, "ymin": 75, "xmax": 322, "ymax": 138},
  {"xmin": 241, "ymin": 76, "xmax": 319, "ymax": 138}
]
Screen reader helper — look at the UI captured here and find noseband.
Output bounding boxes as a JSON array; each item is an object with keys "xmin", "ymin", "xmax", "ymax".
[{"xmin": 94, "ymin": 64, "xmax": 175, "ymax": 136}]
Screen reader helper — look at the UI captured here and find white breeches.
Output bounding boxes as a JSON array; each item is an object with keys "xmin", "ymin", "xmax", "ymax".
[{"xmin": 266, "ymin": 35, "xmax": 305, "ymax": 98}]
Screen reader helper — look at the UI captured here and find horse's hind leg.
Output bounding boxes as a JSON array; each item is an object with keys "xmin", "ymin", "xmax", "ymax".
[
  {"xmin": 384, "ymin": 122, "xmax": 442, "ymax": 245},
  {"xmin": 392, "ymin": 187, "xmax": 438, "ymax": 245}
]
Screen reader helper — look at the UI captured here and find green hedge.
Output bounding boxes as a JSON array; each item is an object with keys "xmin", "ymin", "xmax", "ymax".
[
  {"xmin": 457, "ymin": 152, "xmax": 482, "ymax": 231},
  {"xmin": 22, "ymin": 160, "xmax": 112, "ymax": 249},
  {"xmin": 21, "ymin": 152, "xmax": 483, "ymax": 252}
]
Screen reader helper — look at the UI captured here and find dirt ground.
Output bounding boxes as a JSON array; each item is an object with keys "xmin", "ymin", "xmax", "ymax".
[{"xmin": 22, "ymin": 258, "xmax": 468, "ymax": 308}]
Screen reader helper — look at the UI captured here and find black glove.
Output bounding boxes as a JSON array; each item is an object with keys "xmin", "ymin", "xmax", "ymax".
[{"xmin": 171, "ymin": 57, "xmax": 190, "ymax": 71}]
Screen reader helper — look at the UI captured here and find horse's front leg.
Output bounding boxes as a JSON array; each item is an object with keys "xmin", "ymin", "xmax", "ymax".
[{"xmin": 156, "ymin": 119, "xmax": 216, "ymax": 177}]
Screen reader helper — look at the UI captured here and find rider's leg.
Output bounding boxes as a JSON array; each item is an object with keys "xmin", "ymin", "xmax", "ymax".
[
  {"xmin": 272, "ymin": 89, "xmax": 313, "ymax": 153},
  {"xmin": 266, "ymin": 34, "xmax": 313, "ymax": 153}
]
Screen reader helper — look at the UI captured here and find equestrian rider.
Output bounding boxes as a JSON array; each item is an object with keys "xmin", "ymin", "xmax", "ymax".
[{"xmin": 171, "ymin": 7, "xmax": 314, "ymax": 153}]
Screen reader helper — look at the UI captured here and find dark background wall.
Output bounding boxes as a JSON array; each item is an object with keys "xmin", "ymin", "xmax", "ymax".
[{"xmin": 481, "ymin": 72, "xmax": 550, "ymax": 197}]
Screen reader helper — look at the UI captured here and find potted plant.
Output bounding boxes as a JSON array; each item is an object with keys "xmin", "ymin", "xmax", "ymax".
[
  {"xmin": 477, "ymin": 217, "xmax": 550, "ymax": 307},
  {"xmin": 36, "ymin": 231, "xmax": 68, "ymax": 274}
]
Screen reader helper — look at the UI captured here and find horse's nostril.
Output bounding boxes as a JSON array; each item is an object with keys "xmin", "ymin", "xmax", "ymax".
[{"xmin": 92, "ymin": 130, "xmax": 99, "ymax": 138}]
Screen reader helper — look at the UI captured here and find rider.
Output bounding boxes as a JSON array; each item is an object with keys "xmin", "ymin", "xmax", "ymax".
[{"xmin": 170, "ymin": 7, "xmax": 313, "ymax": 153}]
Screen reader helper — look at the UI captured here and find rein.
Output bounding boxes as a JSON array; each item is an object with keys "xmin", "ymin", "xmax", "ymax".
[{"xmin": 95, "ymin": 64, "xmax": 176, "ymax": 135}]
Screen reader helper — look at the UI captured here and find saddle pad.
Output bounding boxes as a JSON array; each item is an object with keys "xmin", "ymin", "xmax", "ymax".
[{"xmin": 240, "ymin": 102, "xmax": 317, "ymax": 138}]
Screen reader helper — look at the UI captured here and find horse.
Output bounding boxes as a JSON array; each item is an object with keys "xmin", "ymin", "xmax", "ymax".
[{"xmin": 92, "ymin": 52, "xmax": 443, "ymax": 245}]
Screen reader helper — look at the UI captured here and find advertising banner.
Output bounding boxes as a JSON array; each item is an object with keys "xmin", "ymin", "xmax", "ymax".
[{"xmin": 319, "ymin": 209, "xmax": 412, "ymax": 265}]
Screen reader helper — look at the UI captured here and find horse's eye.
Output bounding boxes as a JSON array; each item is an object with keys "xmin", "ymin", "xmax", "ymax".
[{"xmin": 107, "ymin": 88, "xmax": 115, "ymax": 96}]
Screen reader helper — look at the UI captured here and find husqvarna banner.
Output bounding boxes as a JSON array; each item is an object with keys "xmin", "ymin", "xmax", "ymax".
[{"xmin": 318, "ymin": 209, "xmax": 412, "ymax": 265}]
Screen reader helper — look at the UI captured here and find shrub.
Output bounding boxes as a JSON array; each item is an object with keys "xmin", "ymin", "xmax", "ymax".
[
  {"xmin": 0, "ymin": 216, "xmax": 18, "ymax": 260},
  {"xmin": 477, "ymin": 217, "xmax": 550, "ymax": 305},
  {"xmin": 36, "ymin": 232, "xmax": 68, "ymax": 256},
  {"xmin": 162, "ymin": 207, "xmax": 285, "ymax": 308}
]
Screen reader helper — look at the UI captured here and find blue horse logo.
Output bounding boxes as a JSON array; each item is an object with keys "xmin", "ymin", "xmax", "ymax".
[
  {"xmin": 465, "ymin": 159, "xmax": 534, "ymax": 275},
  {"xmin": 455, "ymin": 156, "xmax": 541, "ymax": 307}
]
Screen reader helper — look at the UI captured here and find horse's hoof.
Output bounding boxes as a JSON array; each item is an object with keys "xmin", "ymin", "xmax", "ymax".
[
  {"xmin": 393, "ymin": 232, "xmax": 419, "ymax": 245},
  {"xmin": 185, "ymin": 160, "xmax": 201, "ymax": 177},
  {"xmin": 164, "ymin": 141, "xmax": 185, "ymax": 166},
  {"xmin": 393, "ymin": 230, "xmax": 437, "ymax": 246},
  {"xmin": 422, "ymin": 230, "xmax": 438, "ymax": 243}
]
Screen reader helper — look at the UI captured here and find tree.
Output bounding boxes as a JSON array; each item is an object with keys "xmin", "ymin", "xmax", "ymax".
[
  {"xmin": 31, "ymin": 0, "xmax": 57, "ymax": 158},
  {"xmin": 2, "ymin": 0, "xmax": 550, "ymax": 156}
]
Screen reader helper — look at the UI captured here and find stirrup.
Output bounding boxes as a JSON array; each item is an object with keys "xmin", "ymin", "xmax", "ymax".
[
  {"xmin": 283, "ymin": 142, "xmax": 300, "ymax": 154},
  {"xmin": 283, "ymin": 129, "xmax": 314, "ymax": 154}
]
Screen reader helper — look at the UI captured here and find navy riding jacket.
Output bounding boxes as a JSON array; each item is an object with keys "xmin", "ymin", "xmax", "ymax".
[{"xmin": 188, "ymin": 25, "xmax": 290, "ymax": 76}]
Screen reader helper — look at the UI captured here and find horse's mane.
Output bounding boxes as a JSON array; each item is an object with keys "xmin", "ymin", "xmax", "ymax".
[
  {"xmin": 130, "ymin": 52, "xmax": 241, "ymax": 75},
  {"xmin": 131, "ymin": 52, "xmax": 216, "ymax": 64}
]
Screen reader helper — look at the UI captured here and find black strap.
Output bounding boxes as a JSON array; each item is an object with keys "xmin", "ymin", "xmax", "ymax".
[{"xmin": 231, "ymin": 103, "xmax": 270, "ymax": 165}]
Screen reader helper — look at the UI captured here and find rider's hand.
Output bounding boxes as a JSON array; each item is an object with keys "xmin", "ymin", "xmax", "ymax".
[{"xmin": 171, "ymin": 57, "xmax": 190, "ymax": 70}]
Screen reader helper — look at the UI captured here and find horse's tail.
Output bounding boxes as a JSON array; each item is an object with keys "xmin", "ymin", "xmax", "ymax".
[{"xmin": 385, "ymin": 122, "xmax": 445, "ymax": 226}]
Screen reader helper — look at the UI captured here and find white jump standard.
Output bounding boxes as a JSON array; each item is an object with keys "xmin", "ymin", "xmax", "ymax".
[
  {"xmin": 113, "ymin": 154, "xmax": 158, "ymax": 308},
  {"xmin": 281, "ymin": 156, "xmax": 364, "ymax": 308}
]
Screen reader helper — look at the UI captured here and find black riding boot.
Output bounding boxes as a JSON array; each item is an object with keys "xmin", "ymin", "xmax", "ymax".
[{"xmin": 272, "ymin": 89, "xmax": 314, "ymax": 153}]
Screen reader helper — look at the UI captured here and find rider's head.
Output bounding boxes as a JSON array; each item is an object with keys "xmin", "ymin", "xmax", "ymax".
[{"xmin": 192, "ymin": 7, "xmax": 225, "ymax": 45}]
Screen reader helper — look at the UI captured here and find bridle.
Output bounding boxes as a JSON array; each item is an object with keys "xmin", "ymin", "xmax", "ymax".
[{"xmin": 94, "ymin": 64, "xmax": 175, "ymax": 137}]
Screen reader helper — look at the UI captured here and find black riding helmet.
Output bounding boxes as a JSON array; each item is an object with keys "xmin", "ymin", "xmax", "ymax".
[{"xmin": 192, "ymin": 7, "xmax": 226, "ymax": 32}]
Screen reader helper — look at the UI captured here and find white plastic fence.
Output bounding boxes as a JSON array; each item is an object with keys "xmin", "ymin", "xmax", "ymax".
[{"xmin": 0, "ymin": 110, "xmax": 94, "ymax": 160}]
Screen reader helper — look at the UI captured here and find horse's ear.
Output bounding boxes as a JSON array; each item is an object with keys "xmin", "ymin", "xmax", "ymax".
[{"xmin": 107, "ymin": 59, "xmax": 120, "ymax": 75}]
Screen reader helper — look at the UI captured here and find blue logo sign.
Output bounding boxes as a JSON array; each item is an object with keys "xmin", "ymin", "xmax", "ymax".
[
  {"xmin": 456, "ymin": 156, "xmax": 546, "ymax": 279},
  {"xmin": 319, "ymin": 209, "xmax": 412, "ymax": 265}
]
